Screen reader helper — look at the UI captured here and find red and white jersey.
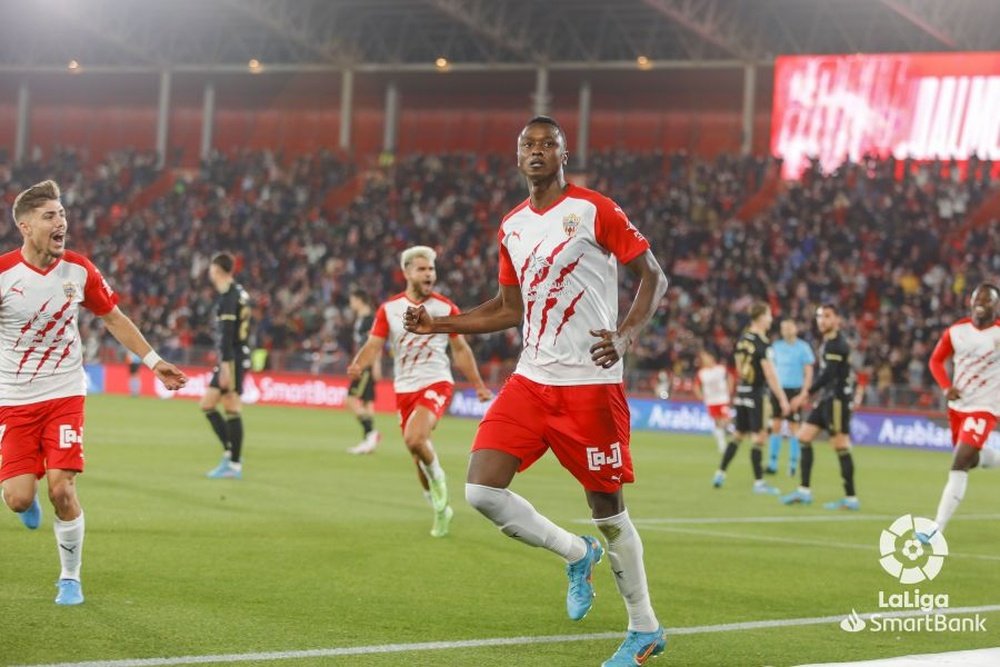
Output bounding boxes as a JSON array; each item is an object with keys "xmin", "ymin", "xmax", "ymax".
[
  {"xmin": 697, "ymin": 364, "xmax": 731, "ymax": 406},
  {"xmin": 929, "ymin": 318, "xmax": 1000, "ymax": 415},
  {"xmin": 371, "ymin": 292, "xmax": 459, "ymax": 393},
  {"xmin": 498, "ymin": 184, "xmax": 650, "ymax": 385},
  {"xmin": 0, "ymin": 249, "xmax": 118, "ymax": 406}
]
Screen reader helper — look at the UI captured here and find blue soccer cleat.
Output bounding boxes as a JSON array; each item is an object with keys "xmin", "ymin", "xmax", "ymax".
[
  {"xmin": 566, "ymin": 535, "xmax": 604, "ymax": 621},
  {"xmin": 915, "ymin": 529, "xmax": 937, "ymax": 545},
  {"xmin": 753, "ymin": 481, "xmax": 781, "ymax": 495},
  {"xmin": 603, "ymin": 625, "xmax": 667, "ymax": 666},
  {"xmin": 711, "ymin": 471, "xmax": 725, "ymax": 488},
  {"xmin": 823, "ymin": 497, "xmax": 861, "ymax": 511},
  {"xmin": 780, "ymin": 488, "xmax": 813, "ymax": 505},
  {"xmin": 18, "ymin": 494, "xmax": 42, "ymax": 530},
  {"xmin": 55, "ymin": 579, "xmax": 84, "ymax": 605}
]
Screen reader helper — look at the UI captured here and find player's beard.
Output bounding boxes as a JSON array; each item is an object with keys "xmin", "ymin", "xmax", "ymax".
[{"xmin": 410, "ymin": 280, "xmax": 433, "ymax": 300}]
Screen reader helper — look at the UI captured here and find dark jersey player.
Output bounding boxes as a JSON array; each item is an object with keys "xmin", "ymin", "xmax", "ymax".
[
  {"xmin": 781, "ymin": 303, "xmax": 859, "ymax": 510},
  {"xmin": 712, "ymin": 302, "xmax": 789, "ymax": 494},
  {"xmin": 346, "ymin": 289, "xmax": 381, "ymax": 454},
  {"xmin": 202, "ymin": 252, "xmax": 252, "ymax": 480}
]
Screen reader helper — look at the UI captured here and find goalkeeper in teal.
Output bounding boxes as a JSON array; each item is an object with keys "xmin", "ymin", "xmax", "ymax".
[{"xmin": 767, "ymin": 319, "xmax": 815, "ymax": 476}]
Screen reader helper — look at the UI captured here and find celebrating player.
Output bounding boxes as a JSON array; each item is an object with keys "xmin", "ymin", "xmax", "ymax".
[
  {"xmin": 403, "ymin": 116, "xmax": 669, "ymax": 666},
  {"xmin": 766, "ymin": 319, "xmax": 815, "ymax": 476},
  {"xmin": 921, "ymin": 283, "xmax": 1000, "ymax": 542},
  {"xmin": 0, "ymin": 180, "xmax": 187, "ymax": 605},
  {"xmin": 712, "ymin": 303, "xmax": 790, "ymax": 495},
  {"xmin": 202, "ymin": 253, "xmax": 253, "ymax": 480},
  {"xmin": 694, "ymin": 348, "xmax": 734, "ymax": 453},
  {"xmin": 349, "ymin": 245, "xmax": 492, "ymax": 538},
  {"xmin": 781, "ymin": 304, "xmax": 860, "ymax": 510}
]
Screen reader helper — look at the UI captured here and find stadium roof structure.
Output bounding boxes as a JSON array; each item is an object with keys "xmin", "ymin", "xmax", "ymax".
[{"xmin": 3, "ymin": 0, "xmax": 1000, "ymax": 73}]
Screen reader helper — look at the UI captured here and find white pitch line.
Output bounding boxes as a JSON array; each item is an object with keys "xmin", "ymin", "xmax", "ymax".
[
  {"xmin": 640, "ymin": 524, "xmax": 1000, "ymax": 562},
  {"xmin": 594, "ymin": 513, "xmax": 1000, "ymax": 526},
  {"xmin": 16, "ymin": 605, "xmax": 1000, "ymax": 667}
]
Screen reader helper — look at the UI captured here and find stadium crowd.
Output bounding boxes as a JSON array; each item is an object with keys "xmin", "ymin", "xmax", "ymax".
[{"xmin": 1, "ymin": 146, "xmax": 996, "ymax": 406}]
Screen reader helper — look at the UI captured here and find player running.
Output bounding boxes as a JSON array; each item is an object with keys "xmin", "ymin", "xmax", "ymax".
[
  {"xmin": 404, "ymin": 116, "xmax": 670, "ymax": 666},
  {"xmin": 349, "ymin": 245, "xmax": 492, "ymax": 538},
  {"xmin": 0, "ymin": 180, "xmax": 187, "ymax": 605},
  {"xmin": 920, "ymin": 283, "xmax": 1000, "ymax": 542}
]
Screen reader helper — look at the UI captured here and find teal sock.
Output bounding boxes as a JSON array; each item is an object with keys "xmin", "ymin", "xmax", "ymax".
[
  {"xmin": 768, "ymin": 433, "xmax": 781, "ymax": 468},
  {"xmin": 789, "ymin": 436, "xmax": 801, "ymax": 468}
]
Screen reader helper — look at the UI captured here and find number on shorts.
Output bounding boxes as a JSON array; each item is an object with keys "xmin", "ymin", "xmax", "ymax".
[
  {"xmin": 59, "ymin": 425, "xmax": 82, "ymax": 449},
  {"xmin": 962, "ymin": 417, "xmax": 987, "ymax": 436},
  {"xmin": 586, "ymin": 442, "xmax": 623, "ymax": 471},
  {"xmin": 423, "ymin": 389, "xmax": 447, "ymax": 410},
  {"xmin": 0, "ymin": 424, "xmax": 5, "ymax": 448}
]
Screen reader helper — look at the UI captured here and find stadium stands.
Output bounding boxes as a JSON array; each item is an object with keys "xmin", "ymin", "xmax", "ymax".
[{"xmin": 1, "ymin": 146, "xmax": 996, "ymax": 407}]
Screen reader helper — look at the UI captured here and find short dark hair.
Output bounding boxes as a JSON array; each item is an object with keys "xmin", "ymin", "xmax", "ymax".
[
  {"xmin": 973, "ymin": 282, "xmax": 1000, "ymax": 300},
  {"xmin": 524, "ymin": 115, "xmax": 566, "ymax": 144},
  {"xmin": 350, "ymin": 289, "xmax": 373, "ymax": 306},
  {"xmin": 13, "ymin": 180, "xmax": 61, "ymax": 222},
  {"xmin": 211, "ymin": 252, "xmax": 235, "ymax": 274},
  {"xmin": 819, "ymin": 303, "xmax": 839, "ymax": 316}
]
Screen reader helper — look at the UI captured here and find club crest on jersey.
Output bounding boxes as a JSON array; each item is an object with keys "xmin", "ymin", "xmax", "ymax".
[
  {"xmin": 63, "ymin": 281, "xmax": 78, "ymax": 300},
  {"xmin": 562, "ymin": 213, "xmax": 581, "ymax": 237}
]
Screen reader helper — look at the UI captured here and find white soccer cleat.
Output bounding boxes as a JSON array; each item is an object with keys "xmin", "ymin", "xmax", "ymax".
[{"xmin": 347, "ymin": 431, "xmax": 380, "ymax": 455}]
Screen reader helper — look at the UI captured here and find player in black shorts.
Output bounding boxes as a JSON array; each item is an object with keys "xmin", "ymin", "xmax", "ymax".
[
  {"xmin": 346, "ymin": 289, "xmax": 381, "ymax": 454},
  {"xmin": 781, "ymin": 303, "xmax": 859, "ymax": 510},
  {"xmin": 713, "ymin": 303, "xmax": 790, "ymax": 494},
  {"xmin": 201, "ymin": 252, "xmax": 252, "ymax": 479}
]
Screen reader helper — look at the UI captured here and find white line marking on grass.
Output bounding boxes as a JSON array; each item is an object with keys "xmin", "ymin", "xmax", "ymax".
[
  {"xmin": 589, "ymin": 513, "xmax": 1000, "ymax": 526},
  {"xmin": 17, "ymin": 605, "xmax": 1000, "ymax": 667},
  {"xmin": 641, "ymin": 524, "xmax": 1000, "ymax": 562}
]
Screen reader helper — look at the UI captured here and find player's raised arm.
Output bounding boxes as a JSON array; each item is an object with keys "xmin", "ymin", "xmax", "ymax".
[
  {"xmin": 101, "ymin": 306, "xmax": 187, "ymax": 390},
  {"xmin": 589, "ymin": 249, "xmax": 668, "ymax": 369},
  {"xmin": 404, "ymin": 283, "xmax": 523, "ymax": 336}
]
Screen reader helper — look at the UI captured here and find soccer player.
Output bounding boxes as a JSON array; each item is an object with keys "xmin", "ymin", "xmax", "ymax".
[
  {"xmin": 781, "ymin": 304, "xmax": 860, "ymax": 510},
  {"xmin": 348, "ymin": 245, "xmax": 492, "ymax": 538},
  {"xmin": 694, "ymin": 348, "xmax": 733, "ymax": 453},
  {"xmin": 202, "ymin": 253, "xmax": 252, "ymax": 480},
  {"xmin": 766, "ymin": 319, "xmax": 815, "ymax": 476},
  {"xmin": 0, "ymin": 180, "xmax": 187, "ymax": 605},
  {"xmin": 921, "ymin": 283, "xmax": 1000, "ymax": 541},
  {"xmin": 403, "ymin": 116, "xmax": 670, "ymax": 666},
  {"xmin": 712, "ymin": 303, "xmax": 790, "ymax": 495},
  {"xmin": 346, "ymin": 289, "xmax": 381, "ymax": 455}
]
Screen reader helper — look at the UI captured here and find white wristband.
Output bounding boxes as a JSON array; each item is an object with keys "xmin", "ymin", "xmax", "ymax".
[{"xmin": 142, "ymin": 351, "xmax": 163, "ymax": 370}]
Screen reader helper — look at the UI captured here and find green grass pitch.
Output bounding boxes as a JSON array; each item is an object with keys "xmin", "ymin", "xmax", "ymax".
[{"xmin": 2, "ymin": 395, "xmax": 999, "ymax": 666}]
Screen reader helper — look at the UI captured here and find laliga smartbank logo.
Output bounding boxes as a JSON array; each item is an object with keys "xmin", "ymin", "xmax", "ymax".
[
  {"xmin": 878, "ymin": 514, "xmax": 947, "ymax": 583},
  {"xmin": 839, "ymin": 515, "xmax": 987, "ymax": 634}
]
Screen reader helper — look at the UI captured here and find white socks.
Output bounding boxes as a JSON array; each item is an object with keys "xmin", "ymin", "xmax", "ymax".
[
  {"xmin": 465, "ymin": 484, "xmax": 586, "ymax": 562},
  {"xmin": 934, "ymin": 470, "xmax": 967, "ymax": 534},
  {"xmin": 712, "ymin": 428, "xmax": 727, "ymax": 454},
  {"xmin": 594, "ymin": 510, "xmax": 659, "ymax": 633},
  {"xmin": 54, "ymin": 512, "xmax": 85, "ymax": 581},
  {"xmin": 418, "ymin": 450, "xmax": 445, "ymax": 482}
]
